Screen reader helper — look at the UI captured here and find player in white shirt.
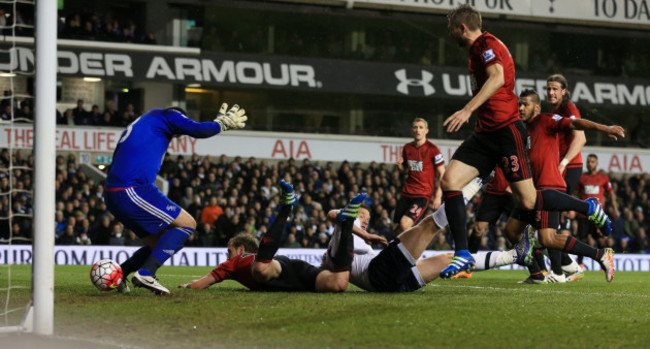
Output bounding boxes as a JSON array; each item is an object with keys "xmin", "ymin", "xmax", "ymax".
[{"xmin": 322, "ymin": 177, "xmax": 535, "ymax": 292}]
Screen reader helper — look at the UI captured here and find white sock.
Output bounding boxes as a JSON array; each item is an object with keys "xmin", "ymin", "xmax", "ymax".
[{"xmin": 472, "ymin": 250, "xmax": 516, "ymax": 270}]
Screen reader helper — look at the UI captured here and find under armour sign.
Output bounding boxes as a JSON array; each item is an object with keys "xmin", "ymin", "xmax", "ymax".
[{"xmin": 395, "ymin": 69, "xmax": 435, "ymax": 96}]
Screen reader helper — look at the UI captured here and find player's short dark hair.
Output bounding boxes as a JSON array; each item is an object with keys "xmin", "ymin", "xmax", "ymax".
[
  {"xmin": 519, "ymin": 89, "xmax": 541, "ymax": 105},
  {"xmin": 228, "ymin": 233, "xmax": 259, "ymax": 253},
  {"xmin": 546, "ymin": 74, "xmax": 572, "ymax": 102},
  {"xmin": 448, "ymin": 4, "xmax": 482, "ymax": 31},
  {"xmin": 587, "ymin": 153, "xmax": 598, "ymax": 160},
  {"xmin": 359, "ymin": 204, "xmax": 371, "ymax": 215}
]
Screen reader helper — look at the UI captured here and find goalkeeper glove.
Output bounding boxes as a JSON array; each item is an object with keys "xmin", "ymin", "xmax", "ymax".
[{"xmin": 214, "ymin": 103, "xmax": 247, "ymax": 131}]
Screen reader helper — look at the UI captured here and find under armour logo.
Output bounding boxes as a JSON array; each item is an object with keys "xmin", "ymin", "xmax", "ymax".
[{"xmin": 395, "ymin": 69, "xmax": 435, "ymax": 96}]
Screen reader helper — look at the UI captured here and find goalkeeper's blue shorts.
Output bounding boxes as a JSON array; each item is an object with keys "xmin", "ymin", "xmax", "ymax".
[{"xmin": 104, "ymin": 183, "xmax": 181, "ymax": 238}]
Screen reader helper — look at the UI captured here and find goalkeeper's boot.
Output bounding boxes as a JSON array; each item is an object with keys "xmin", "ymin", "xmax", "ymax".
[
  {"xmin": 336, "ymin": 193, "xmax": 367, "ymax": 222},
  {"xmin": 514, "ymin": 225, "xmax": 535, "ymax": 266},
  {"xmin": 440, "ymin": 250, "xmax": 475, "ymax": 279},
  {"xmin": 117, "ymin": 279, "xmax": 130, "ymax": 293},
  {"xmin": 586, "ymin": 198, "xmax": 612, "ymax": 235},
  {"xmin": 279, "ymin": 180, "xmax": 297, "ymax": 207},
  {"xmin": 598, "ymin": 248, "xmax": 615, "ymax": 283},
  {"xmin": 132, "ymin": 271, "xmax": 170, "ymax": 295}
]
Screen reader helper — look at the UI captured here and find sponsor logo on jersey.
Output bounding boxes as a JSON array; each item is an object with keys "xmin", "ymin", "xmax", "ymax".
[
  {"xmin": 482, "ymin": 49, "xmax": 495, "ymax": 63},
  {"xmin": 407, "ymin": 160, "xmax": 423, "ymax": 172},
  {"xmin": 395, "ymin": 69, "xmax": 435, "ymax": 96},
  {"xmin": 584, "ymin": 185, "xmax": 601, "ymax": 195}
]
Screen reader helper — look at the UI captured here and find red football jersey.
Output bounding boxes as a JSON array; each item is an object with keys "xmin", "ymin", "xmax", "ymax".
[
  {"xmin": 469, "ymin": 32, "xmax": 519, "ymax": 133},
  {"xmin": 210, "ymin": 252, "xmax": 261, "ymax": 290},
  {"xmin": 555, "ymin": 102, "xmax": 583, "ymax": 168},
  {"xmin": 525, "ymin": 113, "xmax": 573, "ymax": 190},
  {"xmin": 401, "ymin": 140, "xmax": 444, "ymax": 197},
  {"xmin": 486, "ymin": 166, "xmax": 509, "ymax": 195},
  {"xmin": 577, "ymin": 172, "xmax": 612, "ymax": 203}
]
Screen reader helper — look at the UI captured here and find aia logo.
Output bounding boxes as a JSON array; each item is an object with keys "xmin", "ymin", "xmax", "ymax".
[{"xmin": 395, "ymin": 69, "xmax": 435, "ymax": 96}]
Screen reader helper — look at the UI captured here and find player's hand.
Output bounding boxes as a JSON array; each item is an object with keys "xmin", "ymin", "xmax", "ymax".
[
  {"xmin": 214, "ymin": 103, "xmax": 247, "ymax": 131},
  {"xmin": 432, "ymin": 196, "xmax": 442, "ymax": 211},
  {"xmin": 558, "ymin": 163, "xmax": 567, "ymax": 174},
  {"xmin": 178, "ymin": 283, "xmax": 190, "ymax": 289},
  {"xmin": 364, "ymin": 233, "xmax": 388, "ymax": 247},
  {"xmin": 606, "ymin": 125, "xmax": 625, "ymax": 141},
  {"xmin": 443, "ymin": 109, "xmax": 471, "ymax": 133}
]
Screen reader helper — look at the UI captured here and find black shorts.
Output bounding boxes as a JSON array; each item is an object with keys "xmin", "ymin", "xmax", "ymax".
[
  {"xmin": 260, "ymin": 256, "xmax": 322, "ymax": 292},
  {"xmin": 394, "ymin": 195, "xmax": 430, "ymax": 225},
  {"xmin": 510, "ymin": 209, "xmax": 560, "ymax": 230},
  {"xmin": 476, "ymin": 192, "xmax": 514, "ymax": 224},
  {"xmin": 563, "ymin": 166, "xmax": 582, "ymax": 196},
  {"xmin": 368, "ymin": 239, "xmax": 426, "ymax": 293},
  {"xmin": 452, "ymin": 120, "xmax": 532, "ymax": 183},
  {"xmin": 577, "ymin": 217, "xmax": 599, "ymax": 241}
]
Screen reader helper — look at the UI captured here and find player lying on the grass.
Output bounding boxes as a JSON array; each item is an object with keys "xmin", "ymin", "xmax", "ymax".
[
  {"xmin": 504, "ymin": 89, "xmax": 625, "ymax": 283},
  {"xmin": 179, "ymin": 180, "xmax": 357, "ymax": 292},
  {"xmin": 320, "ymin": 177, "xmax": 534, "ymax": 292}
]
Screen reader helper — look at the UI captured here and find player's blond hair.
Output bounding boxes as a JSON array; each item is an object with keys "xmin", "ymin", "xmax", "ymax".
[
  {"xmin": 412, "ymin": 117, "xmax": 428, "ymax": 128},
  {"xmin": 229, "ymin": 233, "xmax": 259, "ymax": 253},
  {"xmin": 448, "ymin": 4, "xmax": 482, "ymax": 31}
]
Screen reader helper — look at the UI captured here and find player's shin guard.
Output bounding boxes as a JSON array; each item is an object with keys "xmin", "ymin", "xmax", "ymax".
[
  {"xmin": 536, "ymin": 189, "xmax": 589, "ymax": 214},
  {"xmin": 562, "ymin": 236, "xmax": 598, "ymax": 260},
  {"xmin": 331, "ymin": 219, "xmax": 354, "ymax": 271},
  {"xmin": 256, "ymin": 205, "xmax": 293, "ymax": 263},
  {"xmin": 121, "ymin": 246, "xmax": 152, "ymax": 278},
  {"xmin": 140, "ymin": 227, "xmax": 194, "ymax": 276},
  {"xmin": 444, "ymin": 190, "xmax": 467, "ymax": 251}
]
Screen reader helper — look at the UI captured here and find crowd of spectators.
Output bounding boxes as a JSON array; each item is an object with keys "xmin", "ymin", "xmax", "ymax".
[
  {"xmin": 55, "ymin": 99, "xmax": 140, "ymax": 128},
  {"xmin": 0, "ymin": 148, "xmax": 649, "ymax": 255},
  {"xmin": 58, "ymin": 11, "xmax": 156, "ymax": 44}
]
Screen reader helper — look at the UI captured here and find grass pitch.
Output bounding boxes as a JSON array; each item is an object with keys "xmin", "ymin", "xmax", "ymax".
[{"xmin": 2, "ymin": 265, "xmax": 650, "ymax": 348}]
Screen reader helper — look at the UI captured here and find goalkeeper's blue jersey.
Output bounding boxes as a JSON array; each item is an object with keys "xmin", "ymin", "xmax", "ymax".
[{"xmin": 105, "ymin": 108, "xmax": 221, "ymax": 188}]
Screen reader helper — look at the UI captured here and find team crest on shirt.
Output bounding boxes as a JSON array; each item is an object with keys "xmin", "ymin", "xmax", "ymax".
[
  {"xmin": 482, "ymin": 49, "xmax": 495, "ymax": 63},
  {"xmin": 407, "ymin": 160, "xmax": 423, "ymax": 172}
]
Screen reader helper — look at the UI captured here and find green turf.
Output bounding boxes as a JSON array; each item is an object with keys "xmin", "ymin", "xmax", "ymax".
[{"xmin": 2, "ymin": 265, "xmax": 650, "ymax": 348}]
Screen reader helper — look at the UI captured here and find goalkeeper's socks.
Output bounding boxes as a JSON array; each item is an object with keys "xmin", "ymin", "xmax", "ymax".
[
  {"xmin": 121, "ymin": 246, "xmax": 152, "ymax": 278},
  {"xmin": 331, "ymin": 218, "xmax": 354, "ymax": 271},
  {"xmin": 256, "ymin": 205, "xmax": 293, "ymax": 263},
  {"xmin": 139, "ymin": 227, "xmax": 193, "ymax": 276}
]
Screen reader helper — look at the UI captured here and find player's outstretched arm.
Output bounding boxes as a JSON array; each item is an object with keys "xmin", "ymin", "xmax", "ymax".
[
  {"xmin": 178, "ymin": 274, "xmax": 217, "ymax": 289},
  {"xmin": 214, "ymin": 103, "xmax": 247, "ymax": 131},
  {"xmin": 570, "ymin": 119, "xmax": 625, "ymax": 141}
]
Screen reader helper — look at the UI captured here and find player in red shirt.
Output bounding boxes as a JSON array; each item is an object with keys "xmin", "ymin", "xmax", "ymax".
[
  {"xmin": 440, "ymin": 4, "xmax": 612, "ymax": 278},
  {"xmin": 179, "ymin": 181, "xmax": 363, "ymax": 292},
  {"xmin": 395, "ymin": 117, "xmax": 445, "ymax": 233},
  {"xmin": 575, "ymin": 154, "xmax": 619, "ymax": 266},
  {"xmin": 504, "ymin": 90, "xmax": 624, "ymax": 282}
]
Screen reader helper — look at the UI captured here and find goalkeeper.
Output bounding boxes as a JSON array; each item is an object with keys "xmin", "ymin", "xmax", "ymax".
[{"xmin": 104, "ymin": 103, "xmax": 247, "ymax": 295}]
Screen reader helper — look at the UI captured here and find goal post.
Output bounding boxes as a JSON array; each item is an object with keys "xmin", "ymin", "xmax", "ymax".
[{"xmin": 32, "ymin": 0, "xmax": 57, "ymax": 335}]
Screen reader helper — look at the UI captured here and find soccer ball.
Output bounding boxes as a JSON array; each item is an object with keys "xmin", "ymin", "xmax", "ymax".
[{"xmin": 90, "ymin": 259, "xmax": 123, "ymax": 291}]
